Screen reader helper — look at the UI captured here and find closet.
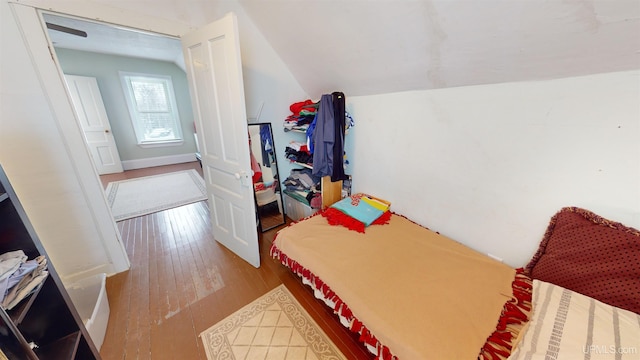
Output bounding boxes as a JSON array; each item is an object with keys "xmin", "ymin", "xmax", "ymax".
[
  {"xmin": 0, "ymin": 165, "xmax": 100, "ymax": 359},
  {"xmin": 281, "ymin": 93, "xmax": 351, "ymax": 221},
  {"xmin": 283, "ymin": 149, "xmax": 343, "ymax": 221}
]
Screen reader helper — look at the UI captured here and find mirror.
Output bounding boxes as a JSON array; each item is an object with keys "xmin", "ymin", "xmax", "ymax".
[{"xmin": 249, "ymin": 123, "xmax": 286, "ymax": 232}]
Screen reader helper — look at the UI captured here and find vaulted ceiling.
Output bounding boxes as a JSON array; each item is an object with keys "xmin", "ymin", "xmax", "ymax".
[
  {"xmin": 45, "ymin": 1, "xmax": 640, "ymax": 97},
  {"xmin": 238, "ymin": 0, "xmax": 640, "ymax": 96}
]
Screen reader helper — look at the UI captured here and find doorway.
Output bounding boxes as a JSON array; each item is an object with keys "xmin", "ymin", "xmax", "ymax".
[
  {"xmin": 43, "ymin": 12, "xmax": 198, "ymax": 177},
  {"xmin": 39, "ymin": 9, "xmax": 262, "ymax": 268}
]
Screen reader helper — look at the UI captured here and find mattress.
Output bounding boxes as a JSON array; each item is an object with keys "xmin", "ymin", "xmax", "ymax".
[{"xmin": 271, "ymin": 213, "xmax": 530, "ymax": 359}]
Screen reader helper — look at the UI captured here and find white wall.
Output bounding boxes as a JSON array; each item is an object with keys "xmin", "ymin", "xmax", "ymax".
[
  {"xmin": 349, "ymin": 70, "xmax": 640, "ymax": 268},
  {"xmin": 230, "ymin": 1, "xmax": 310, "ymax": 186}
]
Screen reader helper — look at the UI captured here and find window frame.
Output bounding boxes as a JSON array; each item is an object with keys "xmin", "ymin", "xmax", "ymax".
[{"xmin": 119, "ymin": 71, "xmax": 184, "ymax": 147}]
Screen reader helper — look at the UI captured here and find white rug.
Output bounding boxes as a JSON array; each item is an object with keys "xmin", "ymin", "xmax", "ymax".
[
  {"xmin": 105, "ymin": 169, "xmax": 207, "ymax": 221},
  {"xmin": 200, "ymin": 285, "xmax": 347, "ymax": 360}
]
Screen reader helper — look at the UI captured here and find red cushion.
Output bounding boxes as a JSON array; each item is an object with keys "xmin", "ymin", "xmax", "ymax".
[{"xmin": 525, "ymin": 207, "xmax": 640, "ymax": 314}]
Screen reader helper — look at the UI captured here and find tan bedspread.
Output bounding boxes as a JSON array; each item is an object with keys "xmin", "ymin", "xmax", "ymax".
[{"xmin": 274, "ymin": 214, "xmax": 516, "ymax": 359}]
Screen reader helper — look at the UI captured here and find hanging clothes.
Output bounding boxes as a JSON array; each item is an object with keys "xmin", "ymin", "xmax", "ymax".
[
  {"xmin": 311, "ymin": 94, "xmax": 335, "ymax": 178},
  {"xmin": 331, "ymin": 91, "xmax": 348, "ymax": 181},
  {"xmin": 259, "ymin": 124, "xmax": 272, "ymax": 168},
  {"xmin": 310, "ymin": 92, "xmax": 349, "ymax": 181},
  {"xmin": 306, "ymin": 113, "xmax": 318, "ymax": 154}
]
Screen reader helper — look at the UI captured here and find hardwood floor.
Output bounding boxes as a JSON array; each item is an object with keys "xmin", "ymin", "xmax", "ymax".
[
  {"xmin": 257, "ymin": 201, "xmax": 286, "ymax": 231},
  {"xmin": 99, "ymin": 163, "xmax": 372, "ymax": 360}
]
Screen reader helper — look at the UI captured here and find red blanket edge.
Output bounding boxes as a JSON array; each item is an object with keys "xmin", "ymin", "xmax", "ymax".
[
  {"xmin": 271, "ymin": 216, "xmax": 533, "ymax": 360},
  {"xmin": 478, "ymin": 268, "xmax": 533, "ymax": 360},
  {"xmin": 270, "ymin": 240, "xmax": 398, "ymax": 360}
]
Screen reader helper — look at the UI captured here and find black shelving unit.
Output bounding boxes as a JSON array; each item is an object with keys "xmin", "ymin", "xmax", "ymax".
[{"xmin": 0, "ymin": 165, "xmax": 100, "ymax": 359}]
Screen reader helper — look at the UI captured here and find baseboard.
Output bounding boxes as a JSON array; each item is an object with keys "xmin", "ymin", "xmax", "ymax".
[
  {"xmin": 61, "ymin": 263, "xmax": 114, "ymax": 285},
  {"xmin": 121, "ymin": 153, "xmax": 198, "ymax": 171}
]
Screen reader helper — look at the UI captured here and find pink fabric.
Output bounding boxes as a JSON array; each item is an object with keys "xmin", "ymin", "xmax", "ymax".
[{"xmin": 250, "ymin": 151, "xmax": 262, "ymax": 183}]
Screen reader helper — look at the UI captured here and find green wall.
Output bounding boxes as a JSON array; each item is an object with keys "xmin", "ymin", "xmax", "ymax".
[{"xmin": 55, "ymin": 48, "xmax": 196, "ymax": 162}]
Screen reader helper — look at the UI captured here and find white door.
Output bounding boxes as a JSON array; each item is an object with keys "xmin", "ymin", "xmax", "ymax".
[
  {"xmin": 181, "ymin": 13, "xmax": 260, "ymax": 268},
  {"xmin": 64, "ymin": 75, "xmax": 124, "ymax": 175}
]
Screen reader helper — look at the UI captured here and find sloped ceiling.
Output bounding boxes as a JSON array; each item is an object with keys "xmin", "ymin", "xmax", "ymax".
[
  {"xmin": 238, "ymin": 0, "xmax": 640, "ymax": 96},
  {"xmin": 44, "ymin": 13, "xmax": 186, "ymax": 70},
  {"xmin": 44, "ymin": 1, "xmax": 640, "ymax": 98}
]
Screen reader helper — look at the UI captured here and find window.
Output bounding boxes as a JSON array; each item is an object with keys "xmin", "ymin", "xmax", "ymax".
[{"xmin": 120, "ymin": 72, "xmax": 183, "ymax": 146}]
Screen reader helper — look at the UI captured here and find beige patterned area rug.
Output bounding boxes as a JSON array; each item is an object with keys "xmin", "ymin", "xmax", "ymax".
[
  {"xmin": 105, "ymin": 169, "xmax": 207, "ymax": 221},
  {"xmin": 200, "ymin": 285, "xmax": 347, "ymax": 360}
]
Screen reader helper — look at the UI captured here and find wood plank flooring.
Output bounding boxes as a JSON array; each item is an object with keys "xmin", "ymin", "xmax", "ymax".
[{"xmin": 99, "ymin": 163, "xmax": 372, "ymax": 360}]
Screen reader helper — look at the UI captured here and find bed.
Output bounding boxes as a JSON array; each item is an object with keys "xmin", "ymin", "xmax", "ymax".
[{"xmin": 271, "ymin": 195, "xmax": 640, "ymax": 359}]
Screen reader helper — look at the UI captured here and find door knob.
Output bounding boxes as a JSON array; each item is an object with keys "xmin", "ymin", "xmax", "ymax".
[
  {"xmin": 105, "ymin": 129, "xmax": 110, "ymax": 133},
  {"xmin": 235, "ymin": 171, "xmax": 251, "ymax": 186}
]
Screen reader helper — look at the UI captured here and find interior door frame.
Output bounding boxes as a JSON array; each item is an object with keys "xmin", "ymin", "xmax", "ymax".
[
  {"xmin": 38, "ymin": 10, "xmax": 185, "ymax": 176},
  {"xmin": 10, "ymin": 1, "xmax": 259, "ymax": 276},
  {"xmin": 5, "ymin": 1, "xmax": 196, "ymax": 277}
]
